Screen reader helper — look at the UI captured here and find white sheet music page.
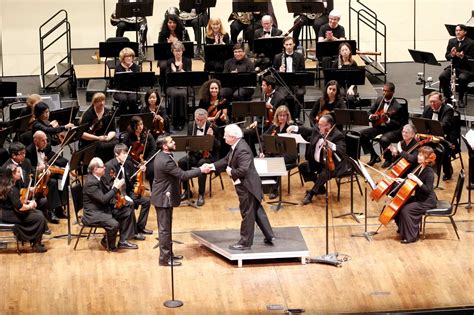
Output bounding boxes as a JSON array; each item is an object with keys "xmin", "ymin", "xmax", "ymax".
[
  {"xmin": 254, "ymin": 158, "xmax": 268, "ymax": 174},
  {"xmin": 277, "ymin": 133, "xmax": 309, "ymax": 144},
  {"xmin": 465, "ymin": 129, "xmax": 474, "ymax": 149}
]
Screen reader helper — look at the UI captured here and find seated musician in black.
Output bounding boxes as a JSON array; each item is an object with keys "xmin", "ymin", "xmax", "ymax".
[
  {"xmin": 178, "ymin": 108, "xmax": 217, "ymax": 207},
  {"xmin": 158, "ymin": 13, "xmax": 190, "ymax": 43},
  {"xmin": 204, "ymin": 17, "xmax": 231, "ymax": 72},
  {"xmin": 165, "ymin": 40, "xmax": 192, "ymax": 131},
  {"xmin": 2, "ymin": 142, "xmax": 50, "ymax": 226},
  {"xmin": 361, "ymin": 82, "xmax": 405, "ymax": 167},
  {"xmin": 31, "ymin": 102, "xmax": 75, "ymax": 146},
  {"xmin": 262, "ymin": 76, "xmax": 285, "ymax": 111},
  {"xmin": 259, "ymin": 105, "xmax": 297, "ymax": 199},
  {"xmin": 121, "ymin": 115, "xmax": 157, "ymax": 187},
  {"xmin": 394, "ymin": 146, "xmax": 437, "ymax": 244},
  {"xmin": 104, "ymin": 143, "xmax": 152, "ymax": 240},
  {"xmin": 292, "ymin": 0, "xmax": 332, "ymax": 47},
  {"xmin": 80, "ymin": 92, "xmax": 118, "ymax": 164},
  {"xmin": 309, "ymin": 79, "xmax": 346, "ymax": 124},
  {"xmin": 82, "ymin": 157, "xmax": 137, "ymax": 251},
  {"xmin": 422, "ymin": 91, "xmax": 455, "ymax": 181},
  {"xmin": 221, "ymin": 42, "xmax": 256, "ymax": 102},
  {"xmin": 331, "ymin": 42, "xmax": 358, "ymax": 108},
  {"xmin": 387, "ymin": 124, "xmax": 419, "ymax": 173},
  {"xmin": 0, "ymin": 165, "xmax": 48, "ymax": 253},
  {"xmin": 288, "ymin": 114, "xmax": 350, "ymax": 205},
  {"xmin": 26, "ymin": 131, "xmax": 69, "ymax": 221},
  {"xmin": 273, "ymin": 36, "xmax": 306, "ymax": 123},
  {"xmin": 114, "ymin": 47, "xmax": 140, "ymax": 115},
  {"xmin": 254, "ymin": 15, "xmax": 282, "ymax": 39},
  {"xmin": 140, "ymin": 89, "xmax": 170, "ymax": 137}
]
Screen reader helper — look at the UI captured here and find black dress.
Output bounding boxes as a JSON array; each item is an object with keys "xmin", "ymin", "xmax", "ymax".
[
  {"xmin": 0, "ymin": 185, "xmax": 48, "ymax": 243},
  {"xmin": 395, "ymin": 166, "xmax": 437, "ymax": 242}
]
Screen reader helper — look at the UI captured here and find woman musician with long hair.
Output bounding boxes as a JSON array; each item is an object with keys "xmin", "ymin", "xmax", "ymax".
[
  {"xmin": 309, "ymin": 80, "xmax": 346, "ymax": 125},
  {"xmin": 140, "ymin": 89, "xmax": 170, "ymax": 137}
]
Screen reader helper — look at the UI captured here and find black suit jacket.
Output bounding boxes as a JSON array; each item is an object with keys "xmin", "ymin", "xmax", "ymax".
[
  {"xmin": 445, "ymin": 37, "xmax": 474, "ymax": 71},
  {"xmin": 273, "ymin": 51, "xmax": 305, "ymax": 72},
  {"xmin": 104, "ymin": 158, "xmax": 136, "ymax": 196},
  {"xmin": 255, "ymin": 27, "xmax": 283, "ymax": 39},
  {"xmin": 151, "ymin": 151, "xmax": 201, "ymax": 208},
  {"xmin": 422, "ymin": 104, "xmax": 456, "ymax": 142},
  {"xmin": 214, "ymin": 139, "xmax": 263, "ymax": 202},
  {"xmin": 82, "ymin": 174, "xmax": 118, "ymax": 222},
  {"xmin": 263, "ymin": 90, "xmax": 285, "ymax": 110},
  {"xmin": 370, "ymin": 97, "xmax": 405, "ymax": 131},
  {"xmin": 25, "ymin": 143, "xmax": 67, "ymax": 169}
]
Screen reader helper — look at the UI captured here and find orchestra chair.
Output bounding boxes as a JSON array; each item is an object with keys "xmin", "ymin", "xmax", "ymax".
[
  {"xmin": 463, "ymin": 81, "xmax": 474, "ymax": 106},
  {"xmin": 208, "ymin": 171, "xmax": 224, "ymax": 198},
  {"xmin": 0, "ymin": 221, "xmax": 21, "ymax": 255},
  {"xmin": 286, "ymin": 158, "xmax": 304, "ymax": 194},
  {"xmin": 71, "ymin": 179, "xmax": 110, "ymax": 252},
  {"xmin": 421, "ymin": 169, "xmax": 464, "ymax": 240},
  {"xmin": 450, "ymin": 109, "xmax": 464, "ymax": 169},
  {"xmin": 334, "ymin": 130, "xmax": 363, "ymax": 201}
]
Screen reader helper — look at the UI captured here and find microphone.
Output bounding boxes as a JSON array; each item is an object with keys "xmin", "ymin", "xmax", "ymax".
[
  {"xmin": 166, "ymin": 191, "xmax": 171, "ymax": 204},
  {"xmin": 257, "ymin": 67, "xmax": 273, "ymax": 78}
]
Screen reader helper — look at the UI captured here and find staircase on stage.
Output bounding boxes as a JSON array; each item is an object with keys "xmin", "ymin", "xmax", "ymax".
[{"xmin": 191, "ymin": 226, "xmax": 309, "ymax": 268}]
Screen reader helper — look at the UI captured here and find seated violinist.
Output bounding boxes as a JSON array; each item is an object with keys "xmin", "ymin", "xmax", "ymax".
[
  {"xmin": 360, "ymin": 82, "xmax": 405, "ymax": 167},
  {"xmin": 259, "ymin": 105, "xmax": 298, "ymax": 199},
  {"xmin": 140, "ymin": 89, "xmax": 170, "ymax": 137},
  {"xmin": 82, "ymin": 157, "xmax": 137, "ymax": 251},
  {"xmin": 80, "ymin": 92, "xmax": 118, "ymax": 164},
  {"xmin": 31, "ymin": 102, "xmax": 75, "ymax": 146},
  {"xmin": 0, "ymin": 165, "xmax": 49, "ymax": 253},
  {"xmin": 2, "ymin": 142, "xmax": 50, "ymax": 225},
  {"xmin": 25, "ymin": 131, "xmax": 69, "ymax": 221},
  {"xmin": 288, "ymin": 114, "xmax": 350, "ymax": 205},
  {"xmin": 104, "ymin": 144, "xmax": 152, "ymax": 240},
  {"xmin": 262, "ymin": 76, "xmax": 285, "ymax": 111},
  {"xmin": 198, "ymin": 79, "xmax": 230, "ymax": 159},
  {"xmin": 309, "ymin": 80, "xmax": 346, "ymax": 124},
  {"xmin": 122, "ymin": 115, "xmax": 157, "ymax": 185},
  {"xmin": 394, "ymin": 146, "xmax": 437, "ymax": 244},
  {"xmin": 178, "ymin": 108, "xmax": 217, "ymax": 206},
  {"xmin": 387, "ymin": 124, "xmax": 419, "ymax": 173}
]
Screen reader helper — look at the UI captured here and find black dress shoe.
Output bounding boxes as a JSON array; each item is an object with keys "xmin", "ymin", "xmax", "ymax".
[
  {"xmin": 44, "ymin": 229, "xmax": 52, "ymax": 235},
  {"xmin": 197, "ymin": 194, "xmax": 205, "ymax": 206},
  {"xmin": 229, "ymin": 243, "xmax": 251, "ymax": 250},
  {"xmin": 173, "ymin": 254, "xmax": 183, "ymax": 260},
  {"xmin": 134, "ymin": 233, "xmax": 146, "ymax": 240},
  {"xmin": 32, "ymin": 243, "xmax": 47, "ymax": 253},
  {"xmin": 48, "ymin": 212, "xmax": 60, "ymax": 224},
  {"xmin": 180, "ymin": 190, "xmax": 192, "ymax": 201},
  {"xmin": 264, "ymin": 237, "xmax": 275, "ymax": 245},
  {"xmin": 54, "ymin": 207, "xmax": 68, "ymax": 219},
  {"xmin": 367, "ymin": 156, "xmax": 381, "ymax": 166},
  {"xmin": 302, "ymin": 192, "xmax": 313, "ymax": 205},
  {"xmin": 139, "ymin": 228, "xmax": 153, "ymax": 235},
  {"xmin": 400, "ymin": 238, "xmax": 418, "ymax": 244},
  {"xmin": 381, "ymin": 160, "xmax": 392, "ymax": 168},
  {"xmin": 443, "ymin": 174, "xmax": 452, "ymax": 181},
  {"xmin": 268, "ymin": 191, "xmax": 278, "ymax": 200},
  {"xmin": 159, "ymin": 259, "xmax": 182, "ymax": 267},
  {"xmin": 118, "ymin": 241, "xmax": 138, "ymax": 249}
]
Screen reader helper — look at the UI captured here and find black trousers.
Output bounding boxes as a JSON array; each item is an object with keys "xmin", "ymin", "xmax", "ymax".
[
  {"xmin": 132, "ymin": 196, "xmax": 151, "ymax": 232},
  {"xmin": 235, "ymin": 185, "xmax": 274, "ymax": 246},
  {"xmin": 439, "ymin": 67, "xmax": 474, "ymax": 100},
  {"xmin": 183, "ymin": 13, "xmax": 208, "ymax": 50},
  {"xmin": 178, "ymin": 155, "xmax": 211, "ymax": 195},
  {"xmin": 360, "ymin": 126, "xmax": 401, "ymax": 159},
  {"xmin": 292, "ymin": 14, "xmax": 329, "ymax": 47},
  {"xmin": 156, "ymin": 206, "xmax": 173, "ymax": 263}
]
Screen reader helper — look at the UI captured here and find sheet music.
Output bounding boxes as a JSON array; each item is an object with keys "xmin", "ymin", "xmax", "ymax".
[
  {"xmin": 465, "ymin": 129, "xmax": 474, "ymax": 149},
  {"xmin": 254, "ymin": 158, "xmax": 268, "ymax": 173},
  {"xmin": 60, "ymin": 163, "xmax": 70, "ymax": 191},
  {"xmin": 277, "ymin": 133, "xmax": 309, "ymax": 144},
  {"xmin": 355, "ymin": 159, "xmax": 377, "ymax": 190}
]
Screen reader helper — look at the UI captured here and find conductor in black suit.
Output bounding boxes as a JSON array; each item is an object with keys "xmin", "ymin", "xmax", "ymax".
[
  {"xmin": 288, "ymin": 115, "xmax": 350, "ymax": 205},
  {"xmin": 210, "ymin": 124, "xmax": 275, "ymax": 250},
  {"xmin": 151, "ymin": 136, "xmax": 211, "ymax": 266},
  {"xmin": 82, "ymin": 157, "xmax": 138, "ymax": 251}
]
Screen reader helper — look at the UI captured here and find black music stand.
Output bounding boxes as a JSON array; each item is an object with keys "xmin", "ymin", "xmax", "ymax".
[
  {"xmin": 180, "ymin": 0, "xmax": 216, "ymax": 11},
  {"xmin": 61, "ymin": 123, "xmax": 90, "ymax": 147},
  {"xmin": 173, "ymin": 135, "xmax": 215, "ymax": 208},
  {"xmin": 232, "ymin": 100, "xmax": 266, "ymax": 119},
  {"xmin": 49, "ymin": 107, "xmax": 79, "ymax": 126},
  {"xmin": 99, "ymin": 41, "xmax": 139, "ymax": 77},
  {"xmin": 277, "ymin": 71, "xmax": 315, "ymax": 86},
  {"xmin": 232, "ymin": 0, "xmax": 272, "ymax": 50},
  {"xmin": 8, "ymin": 114, "xmax": 32, "ymax": 141},
  {"xmin": 411, "ymin": 117, "xmax": 444, "ymax": 137},
  {"xmin": 153, "ymin": 42, "xmax": 195, "ymax": 61},
  {"xmin": 262, "ymin": 135, "xmax": 298, "ymax": 209},
  {"xmin": 323, "ymin": 67, "xmax": 365, "ymax": 90},
  {"xmin": 0, "ymin": 127, "xmax": 12, "ymax": 147},
  {"xmin": 114, "ymin": 72, "xmax": 155, "ymax": 107},
  {"xmin": 408, "ymin": 49, "xmax": 441, "ymax": 108},
  {"xmin": 254, "ymin": 37, "xmax": 284, "ymax": 61},
  {"xmin": 316, "ymin": 40, "xmax": 357, "ymax": 60},
  {"xmin": 213, "ymin": 72, "xmax": 257, "ymax": 89},
  {"xmin": 0, "ymin": 81, "xmax": 17, "ymax": 116},
  {"xmin": 445, "ymin": 24, "xmax": 474, "ymax": 39},
  {"xmin": 203, "ymin": 44, "xmax": 234, "ymax": 66},
  {"xmin": 286, "ymin": 0, "xmax": 325, "ymax": 13},
  {"xmin": 334, "ymin": 109, "xmax": 370, "ymax": 130},
  {"xmin": 118, "ymin": 112, "xmax": 154, "ymax": 132}
]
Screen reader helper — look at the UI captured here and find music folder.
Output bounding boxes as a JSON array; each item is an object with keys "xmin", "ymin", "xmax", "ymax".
[{"xmin": 153, "ymin": 42, "xmax": 194, "ymax": 61}]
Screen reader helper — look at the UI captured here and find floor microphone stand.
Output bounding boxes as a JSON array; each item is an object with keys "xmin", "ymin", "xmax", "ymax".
[
  {"xmin": 350, "ymin": 184, "xmax": 378, "ymax": 241},
  {"xmin": 163, "ymin": 239, "xmax": 183, "ymax": 308}
]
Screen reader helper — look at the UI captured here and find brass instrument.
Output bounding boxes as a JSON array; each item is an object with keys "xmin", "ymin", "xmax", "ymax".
[
  {"xmin": 301, "ymin": 12, "xmax": 323, "ymax": 20},
  {"xmin": 110, "ymin": 13, "xmax": 145, "ymax": 26},
  {"xmin": 179, "ymin": 10, "xmax": 198, "ymax": 21},
  {"xmin": 231, "ymin": 12, "xmax": 253, "ymax": 25}
]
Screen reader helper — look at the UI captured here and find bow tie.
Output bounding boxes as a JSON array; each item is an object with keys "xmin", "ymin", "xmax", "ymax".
[
  {"xmin": 285, "ymin": 53, "xmax": 293, "ymax": 58},
  {"xmin": 264, "ymin": 31, "xmax": 270, "ymax": 35},
  {"xmin": 197, "ymin": 127, "xmax": 204, "ymax": 132},
  {"xmin": 38, "ymin": 149, "xmax": 45, "ymax": 153},
  {"xmin": 432, "ymin": 110, "xmax": 439, "ymax": 114}
]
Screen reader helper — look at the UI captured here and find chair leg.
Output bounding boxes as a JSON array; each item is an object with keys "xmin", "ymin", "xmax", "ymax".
[
  {"xmin": 287, "ymin": 170, "xmax": 291, "ymax": 194},
  {"xmin": 74, "ymin": 226, "xmax": 85, "ymax": 250},
  {"xmin": 336, "ymin": 178, "xmax": 341, "ymax": 201},
  {"xmin": 422, "ymin": 216, "xmax": 427, "ymax": 239},
  {"xmin": 16, "ymin": 240, "xmax": 21, "ymax": 255},
  {"xmin": 450, "ymin": 217, "xmax": 461, "ymax": 240},
  {"xmin": 209, "ymin": 173, "xmax": 212, "ymax": 198},
  {"xmin": 219, "ymin": 173, "xmax": 224, "ymax": 190}
]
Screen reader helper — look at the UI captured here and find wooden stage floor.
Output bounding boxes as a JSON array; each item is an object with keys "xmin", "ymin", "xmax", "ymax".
[{"xmin": 1, "ymin": 155, "xmax": 474, "ymax": 314}]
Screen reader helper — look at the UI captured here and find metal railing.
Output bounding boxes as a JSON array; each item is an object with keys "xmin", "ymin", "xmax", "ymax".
[
  {"xmin": 348, "ymin": 0, "xmax": 387, "ymax": 83},
  {"xmin": 39, "ymin": 9, "xmax": 73, "ymax": 90}
]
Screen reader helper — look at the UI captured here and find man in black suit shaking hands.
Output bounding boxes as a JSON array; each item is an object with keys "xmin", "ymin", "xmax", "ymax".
[
  {"xmin": 209, "ymin": 124, "xmax": 275, "ymax": 250},
  {"xmin": 151, "ymin": 136, "xmax": 212, "ymax": 266}
]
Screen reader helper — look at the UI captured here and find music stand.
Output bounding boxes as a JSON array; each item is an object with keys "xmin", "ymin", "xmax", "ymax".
[
  {"xmin": 334, "ymin": 109, "xmax": 370, "ymax": 130},
  {"xmin": 67, "ymin": 123, "xmax": 94, "ymax": 144},
  {"xmin": 445, "ymin": 24, "xmax": 474, "ymax": 39},
  {"xmin": 49, "ymin": 107, "xmax": 79, "ymax": 126},
  {"xmin": 0, "ymin": 81, "xmax": 17, "ymax": 115},
  {"xmin": 286, "ymin": 0, "xmax": 325, "ymax": 13},
  {"xmin": 232, "ymin": 101, "xmax": 266, "ymax": 119},
  {"xmin": 276, "ymin": 72, "xmax": 315, "ymax": 87},
  {"xmin": 254, "ymin": 37, "xmax": 284, "ymax": 61},
  {"xmin": 408, "ymin": 49, "xmax": 441, "ymax": 108},
  {"xmin": 212, "ymin": 72, "xmax": 257, "ymax": 88},
  {"xmin": 99, "ymin": 41, "xmax": 139, "ymax": 77},
  {"xmin": 0, "ymin": 127, "xmax": 12, "ymax": 147},
  {"xmin": 323, "ymin": 67, "xmax": 366, "ymax": 90},
  {"xmin": 316, "ymin": 40, "xmax": 357, "ymax": 60},
  {"xmin": 180, "ymin": 0, "xmax": 216, "ymax": 11},
  {"xmin": 173, "ymin": 135, "xmax": 214, "ymax": 208},
  {"xmin": 203, "ymin": 44, "xmax": 234, "ymax": 66},
  {"xmin": 114, "ymin": 71, "xmax": 156, "ymax": 96},
  {"xmin": 8, "ymin": 114, "xmax": 32, "ymax": 141},
  {"xmin": 118, "ymin": 112, "xmax": 154, "ymax": 132},
  {"xmin": 153, "ymin": 42, "xmax": 195, "ymax": 61},
  {"xmin": 262, "ymin": 135, "xmax": 298, "ymax": 210},
  {"xmin": 411, "ymin": 117, "xmax": 444, "ymax": 137}
]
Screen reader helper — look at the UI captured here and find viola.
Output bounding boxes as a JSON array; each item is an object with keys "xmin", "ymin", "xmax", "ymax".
[
  {"xmin": 315, "ymin": 109, "xmax": 331, "ymax": 123},
  {"xmin": 133, "ymin": 169, "xmax": 145, "ymax": 197},
  {"xmin": 208, "ymin": 98, "xmax": 228, "ymax": 126},
  {"xmin": 34, "ymin": 170, "xmax": 50, "ymax": 198},
  {"xmin": 151, "ymin": 97, "xmax": 166, "ymax": 138},
  {"xmin": 323, "ymin": 125, "xmax": 336, "ymax": 171},
  {"xmin": 20, "ymin": 175, "xmax": 34, "ymax": 206},
  {"xmin": 130, "ymin": 141, "xmax": 145, "ymax": 163},
  {"xmin": 108, "ymin": 167, "xmax": 127, "ymax": 209},
  {"xmin": 265, "ymin": 107, "xmax": 274, "ymax": 127}
]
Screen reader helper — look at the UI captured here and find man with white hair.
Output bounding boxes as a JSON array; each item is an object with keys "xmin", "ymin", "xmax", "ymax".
[
  {"xmin": 211, "ymin": 124, "xmax": 275, "ymax": 250},
  {"xmin": 254, "ymin": 15, "xmax": 282, "ymax": 39},
  {"xmin": 318, "ymin": 9, "xmax": 346, "ymax": 42}
]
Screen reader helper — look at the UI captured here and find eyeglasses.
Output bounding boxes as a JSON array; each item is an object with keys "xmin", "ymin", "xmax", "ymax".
[{"xmin": 97, "ymin": 165, "xmax": 105, "ymax": 168}]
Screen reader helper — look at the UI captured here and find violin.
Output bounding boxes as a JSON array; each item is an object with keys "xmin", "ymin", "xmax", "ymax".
[
  {"xmin": 20, "ymin": 175, "xmax": 34, "ymax": 206},
  {"xmin": 133, "ymin": 169, "xmax": 145, "ymax": 197},
  {"xmin": 370, "ymin": 94, "xmax": 392, "ymax": 127},
  {"xmin": 323, "ymin": 125, "xmax": 336, "ymax": 172},
  {"xmin": 208, "ymin": 98, "xmax": 228, "ymax": 126},
  {"xmin": 151, "ymin": 96, "xmax": 166, "ymax": 138},
  {"xmin": 108, "ymin": 167, "xmax": 127, "ymax": 209},
  {"xmin": 130, "ymin": 141, "xmax": 145, "ymax": 163}
]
